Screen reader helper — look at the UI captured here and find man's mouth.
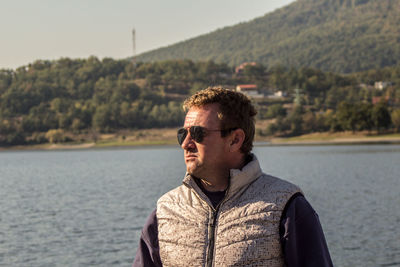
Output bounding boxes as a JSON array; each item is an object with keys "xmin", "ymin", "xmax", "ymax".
[{"xmin": 185, "ymin": 153, "xmax": 197, "ymax": 160}]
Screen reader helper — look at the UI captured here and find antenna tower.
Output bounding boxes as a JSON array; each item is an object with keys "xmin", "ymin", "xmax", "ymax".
[{"xmin": 132, "ymin": 28, "xmax": 136, "ymax": 67}]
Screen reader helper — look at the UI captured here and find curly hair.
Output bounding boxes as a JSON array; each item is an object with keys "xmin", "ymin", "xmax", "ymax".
[{"xmin": 183, "ymin": 87, "xmax": 257, "ymax": 154}]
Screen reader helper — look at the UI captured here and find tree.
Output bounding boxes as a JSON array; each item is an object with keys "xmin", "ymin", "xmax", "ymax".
[
  {"xmin": 391, "ymin": 109, "xmax": 400, "ymax": 132},
  {"xmin": 302, "ymin": 111, "xmax": 317, "ymax": 133},
  {"xmin": 336, "ymin": 101, "xmax": 357, "ymax": 131},
  {"xmin": 371, "ymin": 102, "xmax": 391, "ymax": 133},
  {"xmin": 336, "ymin": 101, "xmax": 373, "ymax": 132},
  {"xmin": 265, "ymin": 104, "xmax": 287, "ymax": 119},
  {"xmin": 0, "ymin": 70, "xmax": 12, "ymax": 95},
  {"xmin": 287, "ymin": 106, "xmax": 304, "ymax": 136},
  {"xmin": 243, "ymin": 63, "xmax": 266, "ymax": 81},
  {"xmin": 265, "ymin": 123, "xmax": 279, "ymax": 136},
  {"xmin": 3, "ymin": 132, "xmax": 26, "ymax": 146},
  {"xmin": 92, "ymin": 104, "xmax": 112, "ymax": 132},
  {"xmin": 45, "ymin": 129, "xmax": 66, "ymax": 143},
  {"xmin": 357, "ymin": 103, "xmax": 373, "ymax": 131}
]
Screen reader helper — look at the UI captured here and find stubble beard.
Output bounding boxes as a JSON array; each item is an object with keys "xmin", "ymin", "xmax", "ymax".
[{"xmin": 186, "ymin": 158, "xmax": 204, "ymax": 177}]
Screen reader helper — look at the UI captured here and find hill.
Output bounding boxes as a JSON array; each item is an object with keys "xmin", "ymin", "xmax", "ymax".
[
  {"xmin": 136, "ymin": 0, "xmax": 400, "ymax": 73},
  {"xmin": 1, "ymin": 57, "xmax": 400, "ymax": 147}
]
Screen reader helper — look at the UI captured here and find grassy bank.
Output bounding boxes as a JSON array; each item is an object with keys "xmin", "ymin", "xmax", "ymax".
[
  {"xmin": 2, "ymin": 129, "xmax": 400, "ymax": 151},
  {"xmin": 268, "ymin": 132, "xmax": 400, "ymax": 145},
  {"xmin": 0, "ymin": 128, "xmax": 178, "ymax": 151}
]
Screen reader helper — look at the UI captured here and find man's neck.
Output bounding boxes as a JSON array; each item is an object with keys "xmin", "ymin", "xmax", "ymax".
[
  {"xmin": 228, "ymin": 153, "xmax": 249, "ymax": 171},
  {"xmin": 199, "ymin": 176, "xmax": 228, "ymax": 192},
  {"xmin": 196, "ymin": 154, "xmax": 251, "ymax": 192}
]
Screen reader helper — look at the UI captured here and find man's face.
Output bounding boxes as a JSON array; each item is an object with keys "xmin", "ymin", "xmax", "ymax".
[{"xmin": 180, "ymin": 103, "xmax": 231, "ymax": 180}]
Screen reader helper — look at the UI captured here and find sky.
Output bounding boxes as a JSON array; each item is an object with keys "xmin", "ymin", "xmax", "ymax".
[{"xmin": 0, "ymin": 0, "xmax": 295, "ymax": 70}]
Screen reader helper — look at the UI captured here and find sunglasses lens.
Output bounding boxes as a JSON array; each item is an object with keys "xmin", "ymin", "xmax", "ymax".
[
  {"xmin": 177, "ymin": 126, "xmax": 206, "ymax": 145},
  {"xmin": 177, "ymin": 128, "xmax": 187, "ymax": 145},
  {"xmin": 190, "ymin": 126, "xmax": 204, "ymax": 143}
]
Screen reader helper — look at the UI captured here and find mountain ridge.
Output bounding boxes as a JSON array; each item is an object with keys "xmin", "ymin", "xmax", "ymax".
[{"xmin": 136, "ymin": 0, "xmax": 400, "ymax": 73}]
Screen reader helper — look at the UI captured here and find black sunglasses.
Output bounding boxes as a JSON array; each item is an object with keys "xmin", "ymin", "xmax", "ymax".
[{"xmin": 177, "ymin": 126, "xmax": 237, "ymax": 145}]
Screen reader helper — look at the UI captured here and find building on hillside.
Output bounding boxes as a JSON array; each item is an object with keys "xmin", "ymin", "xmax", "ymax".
[
  {"xmin": 235, "ymin": 62, "xmax": 258, "ymax": 75},
  {"xmin": 236, "ymin": 84, "xmax": 264, "ymax": 98},
  {"xmin": 372, "ymin": 96, "xmax": 390, "ymax": 105},
  {"xmin": 266, "ymin": 90, "xmax": 287, "ymax": 99},
  {"xmin": 274, "ymin": 90, "xmax": 287, "ymax": 97},
  {"xmin": 374, "ymin": 81, "xmax": 392, "ymax": 90},
  {"xmin": 223, "ymin": 85, "xmax": 236, "ymax": 91},
  {"xmin": 359, "ymin": 83, "xmax": 374, "ymax": 90}
]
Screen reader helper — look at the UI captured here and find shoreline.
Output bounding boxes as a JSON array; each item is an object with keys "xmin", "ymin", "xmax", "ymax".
[
  {"xmin": 2, "ymin": 131, "xmax": 400, "ymax": 151},
  {"xmin": 265, "ymin": 132, "xmax": 400, "ymax": 146}
]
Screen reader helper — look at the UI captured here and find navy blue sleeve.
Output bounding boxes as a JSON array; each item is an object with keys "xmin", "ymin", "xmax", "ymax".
[
  {"xmin": 133, "ymin": 209, "xmax": 162, "ymax": 267},
  {"xmin": 280, "ymin": 194, "xmax": 333, "ymax": 267}
]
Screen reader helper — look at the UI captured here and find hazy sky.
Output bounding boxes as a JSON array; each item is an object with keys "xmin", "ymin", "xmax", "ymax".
[{"xmin": 1, "ymin": 0, "xmax": 295, "ymax": 70}]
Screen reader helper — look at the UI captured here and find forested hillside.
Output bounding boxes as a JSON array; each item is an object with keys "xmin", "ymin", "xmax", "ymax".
[
  {"xmin": 1, "ymin": 57, "xmax": 400, "ymax": 146},
  {"xmin": 0, "ymin": 58, "xmax": 232, "ymax": 146},
  {"xmin": 137, "ymin": 0, "xmax": 400, "ymax": 73}
]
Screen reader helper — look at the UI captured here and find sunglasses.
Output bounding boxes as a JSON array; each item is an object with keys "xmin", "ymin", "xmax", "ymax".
[{"xmin": 177, "ymin": 126, "xmax": 237, "ymax": 145}]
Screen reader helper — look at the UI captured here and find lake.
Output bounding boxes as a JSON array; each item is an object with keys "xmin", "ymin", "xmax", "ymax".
[{"xmin": 1, "ymin": 145, "xmax": 399, "ymax": 267}]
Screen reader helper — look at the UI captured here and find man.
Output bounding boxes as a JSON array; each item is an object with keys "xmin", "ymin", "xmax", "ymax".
[{"xmin": 133, "ymin": 87, "xmax": 333, "ymax": 267}]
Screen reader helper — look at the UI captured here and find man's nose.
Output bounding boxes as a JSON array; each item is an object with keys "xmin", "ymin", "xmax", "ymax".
[{"xmin": 181, "ymin": 131, "xmax": 195, "ymax": 150}]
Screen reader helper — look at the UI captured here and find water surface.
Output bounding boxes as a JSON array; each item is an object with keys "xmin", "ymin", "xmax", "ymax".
[{"xmin": 1, "ymin": 145, "xmax": 399, "ymax": 266}]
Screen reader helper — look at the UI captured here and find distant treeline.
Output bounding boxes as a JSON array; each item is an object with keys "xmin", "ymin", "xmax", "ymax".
[{"xmin": 0, "ymin": 57, "xmax": 400, "ymax": 146}]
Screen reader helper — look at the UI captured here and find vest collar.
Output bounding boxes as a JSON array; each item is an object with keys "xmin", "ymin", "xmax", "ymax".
[
  {"xmin": 228, "ymin": 154, "xmax": 263, "ymax": 196},
  {"xmin": 182, "ymin": 154, "xmax": 263, "ymax": 201}
]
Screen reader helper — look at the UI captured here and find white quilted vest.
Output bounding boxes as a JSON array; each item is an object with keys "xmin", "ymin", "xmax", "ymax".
[{"xmin": 157, "ymin": 156, "xmax": 302, "ymax": 267}]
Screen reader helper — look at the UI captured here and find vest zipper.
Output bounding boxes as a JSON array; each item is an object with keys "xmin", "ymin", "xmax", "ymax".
[
  {"xmin": 206, "ymin": 187, "xmax": 230, "ymax": 267},
  {"xmin": 206, "ymin": 208, "xmax": 219, "ymax": 267},
  {"xmin": 185, "ymin": 176, "xmax": 230, "ymax": 267}
]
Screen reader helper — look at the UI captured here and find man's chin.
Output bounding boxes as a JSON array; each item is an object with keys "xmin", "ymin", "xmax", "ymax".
[
  {"xmin": 186, "ymin": 168, "xmax": 196, "ymax": 176},
  {"xmin": 186, "ymin": 164, "xmax": 200, "ymax": 177}
]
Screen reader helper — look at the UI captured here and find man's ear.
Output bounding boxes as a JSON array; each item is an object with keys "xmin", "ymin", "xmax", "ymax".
[{"xmin": 229, "ymin": 129, "xmax": 245, "ymax": 152}]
